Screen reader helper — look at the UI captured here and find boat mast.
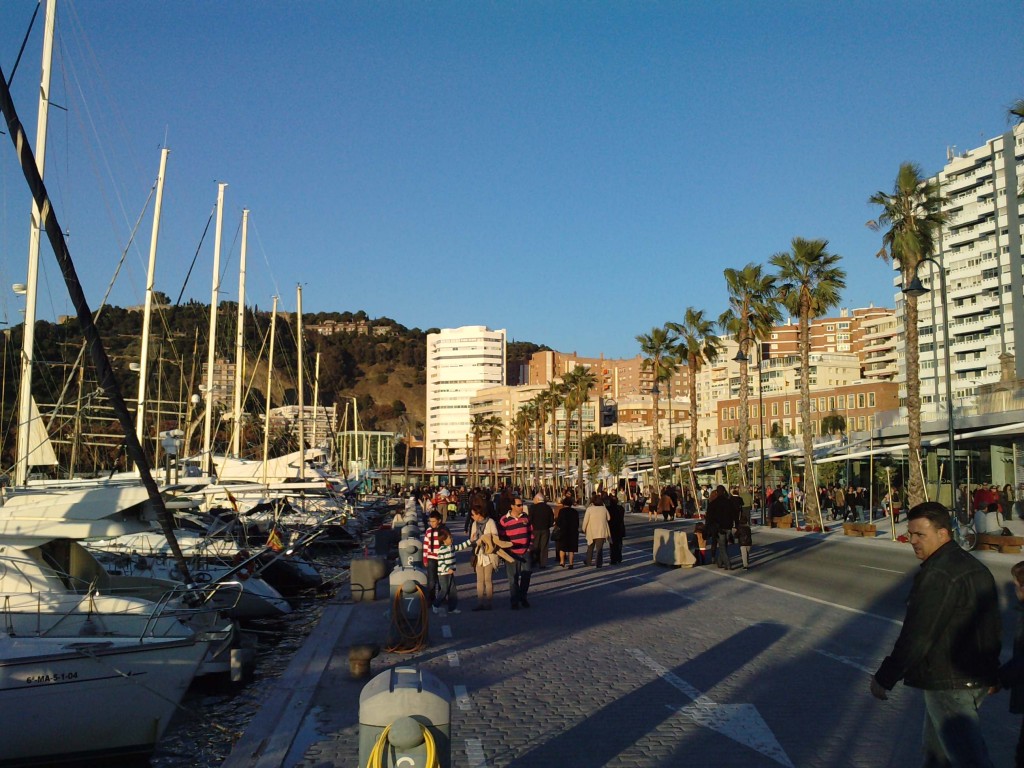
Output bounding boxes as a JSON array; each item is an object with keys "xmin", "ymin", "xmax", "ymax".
[
  {"xmin": 0, "ymin": 57, "xmax": 193, "ymax": 581},
  {"xmin": 202, "ymin": 183, "xmax": 227, "ymax": 476},
  {"xmin": 296, "ymin": 285, "xmax": 306, "ymax": 480},
  {"xmin": 231, "ymin": 208, "xmax": 248, "ymax": 458},
  {"xmin": 261, "ymin": 295, "xmax": 278, "ymax": 486},
  {"xmin": 134, "ymin": 147, "xmax": 170, "ymax": 460},
  {"xmin": 312, "ymin": 350, "xmax": 321, "ymax": 450},
  {"xmin": 14, "ymin": 0, "xmax": 56, "ymax": 487}
]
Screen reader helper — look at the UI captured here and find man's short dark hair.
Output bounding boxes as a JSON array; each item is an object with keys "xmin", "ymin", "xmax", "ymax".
[{"xmin": 906, "ymin": 501, "xmax": 951, "ymax": 533}]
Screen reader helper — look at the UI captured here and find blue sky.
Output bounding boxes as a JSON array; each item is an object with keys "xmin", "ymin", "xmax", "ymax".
[{"xmin": 1, "ymin": 1, "xmax": 1022, "ymax": 359}]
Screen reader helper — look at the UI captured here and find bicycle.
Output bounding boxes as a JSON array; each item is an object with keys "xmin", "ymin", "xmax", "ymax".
[{"xmin": 951, "ymin": 507, "xmax": 978, "ymax": 551}]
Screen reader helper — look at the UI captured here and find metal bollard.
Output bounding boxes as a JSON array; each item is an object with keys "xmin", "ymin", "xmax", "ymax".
[
  {"xmin": 358, "ymin": 666, "xmax": 451, "ymax": 768},
  {"xmin": 397, "ymin": 538, "xmax": 423, "ymax": 569}
]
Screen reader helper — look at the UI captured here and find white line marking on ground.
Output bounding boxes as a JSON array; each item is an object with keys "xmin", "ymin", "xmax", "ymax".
[
  {"xmin": 453, "ymin": 684, "xmax": 472, "ymax": 711},
  {"xmin": 860, "ymin": 565, "xmax": 904, "ymax": 574},
  {"xmin": 447, "ymin": 650, "xmax": 460, "ymax": 667},
  {"xmin": 629, "ymin": 648, "xmax": 794, "ymax": 768},
  {"xmin": 465, "ymin": 737, "xmax": 489, "ymax": 767},
  {"xmin": 815, "ymin": 649, "xmax": 880, "ymax": 676},
  {"xmin": 706, "ymin": 570, "xmax": 903, "ymax": 626}
]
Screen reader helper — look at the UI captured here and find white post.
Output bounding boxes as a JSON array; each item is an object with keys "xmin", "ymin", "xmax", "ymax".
[
  {"xmin": 231, "ymin": 209, "xmax": 249, "ymax": 457},
  {"xmin": 135, "ymin": 147, "xmax": 170, "ymax": 455},
  {"xmin": 203, "ymin": 183, "xmax": 227, "ymax": 475},
  {"xmin": 14, "ymin": 0, "xmax": 56, "ymax": 487},
  {"xmin": 296, "ymin": 285, "xmax": 305, "ymax": 480},
  {"xmin": 261, "ymin": 296, "xmax": 278, "ymax": 486}
]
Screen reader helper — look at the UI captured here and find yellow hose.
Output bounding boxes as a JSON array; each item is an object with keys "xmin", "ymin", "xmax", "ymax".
[{"xmin": 366, "ymin": 721, "xmax": 439, "ymax": 768}]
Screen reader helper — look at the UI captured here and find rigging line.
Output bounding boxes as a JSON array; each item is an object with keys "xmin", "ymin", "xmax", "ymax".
[
  {"xmin": 43, "ymin": 183, "xmax": 156, "ymax": 434},
  {"xmin": 248, "ymin": 219, "xmax": 282, "ymax": 302},
  {"xmin": 174, "ymin": 206, "xmax": 216, "ymax": 306},
  {"xmin": 5, "ymin": 1, "xmax": 42, "ymax": 90}
]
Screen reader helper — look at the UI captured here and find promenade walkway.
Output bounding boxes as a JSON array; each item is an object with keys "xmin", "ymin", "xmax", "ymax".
[{"xmin": 223, "ymin": 511, "xmax": 1021, "ymax": 768}]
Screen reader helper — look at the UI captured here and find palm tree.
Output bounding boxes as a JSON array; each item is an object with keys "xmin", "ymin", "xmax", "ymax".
[
  {"xmin": 636, "ymin": 326, "xmax": 678, "ymax": 498},
  {"xmin": 545, "ymin": 380, "xmax": 566, "ymax": 494},
  {"xmin": 868, "ymin": 164, "xmax": 945, "ymax": 508},
  {"xmin": 470, "ymin": 413, "xmax": 486, "ymax": 487},
  {"xmin": 718, "ymin": 264, "xmax": 780, "ymax": 490},
  {"xmin": 512, "ymin": 404, "xmax": 533, "ymax": 490},
  {"xmin": 564, "ymin": 366, "xmax": 598, "ymax": 497},
  {"xmin": 484, "ymin": 414, "xmax": 504, "ymax": 489},
  {"xmin": 668, "ymin": 308, "xmax": 723, "ymax": 496},
  {"xmin": 1010, "ymin": 98, "xmax": 1024, "ymax": 124},
  {"xmin": 771, "ymin": 237, "xmax": 846, "ymax": 529}
]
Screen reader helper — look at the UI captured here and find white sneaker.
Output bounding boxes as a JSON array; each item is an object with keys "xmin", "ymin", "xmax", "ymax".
[
  {"xmin": 450, "ymin": 609, "xmax": 461, "ymax": 614},
  {"xmin": 432, "ymin": 606, "xmax": 439, "ymax": 614}
]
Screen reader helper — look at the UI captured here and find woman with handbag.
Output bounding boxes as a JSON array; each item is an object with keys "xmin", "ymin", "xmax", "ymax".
[{"xmin": 468, "ymin": 500, "xmax": 500, "ymax": 611}]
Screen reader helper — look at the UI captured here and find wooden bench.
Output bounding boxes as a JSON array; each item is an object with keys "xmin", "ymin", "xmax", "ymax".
[
  {"xmin": 772, "ymin": 514, "xmax": 793, "ymax": 529},
  {"xmin": 976, "ymin": 533, "xmax": 1024, "ymax": 554},
  {"xmin": 843, "ymin": 522, "xmax": 877, "ymax": 537}
]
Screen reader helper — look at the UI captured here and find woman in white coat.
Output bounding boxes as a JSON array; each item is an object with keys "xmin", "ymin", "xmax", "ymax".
[{"xmin": 582, "ymin": 493, "xmax": 612, "ymax": 568}]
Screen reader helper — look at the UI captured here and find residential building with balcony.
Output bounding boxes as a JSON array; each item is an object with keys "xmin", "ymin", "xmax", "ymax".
[
  {"xmin": 426, "ymin": 326, "xmax": 506, "ymax": 470},
  {"xmin": 898, "ymin": 124, "xmax": 1024, "ymax": 417}
]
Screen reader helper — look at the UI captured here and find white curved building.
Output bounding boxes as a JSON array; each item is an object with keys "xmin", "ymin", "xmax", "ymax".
[{"xmin": 426, "ymin": 326, "xmax": 506, "ymax": 471}]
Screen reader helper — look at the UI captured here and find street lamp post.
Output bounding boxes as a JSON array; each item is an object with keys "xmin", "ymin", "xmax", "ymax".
[
  {"xmin": 735, "ymin": 345, "xmax": 768, "ymax": 523},
  {"xmin": 903, "ymin": 256, "xmax": 957, "ymax": 510}
]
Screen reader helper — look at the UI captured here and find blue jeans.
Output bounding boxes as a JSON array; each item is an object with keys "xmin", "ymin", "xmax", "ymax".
[
  {"xmin": 921, "ymin": 688, "xmax": 994, "ymax": 767},
  {"xmin": 434, "ymin": 573, "xmax": 458, "ymax": 611},
  {"xmin": 504, "ymin": 556, "xmax": 533, "ymax": 606}
]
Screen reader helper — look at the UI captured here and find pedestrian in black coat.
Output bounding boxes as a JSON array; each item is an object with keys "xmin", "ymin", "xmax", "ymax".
[{"xmin": 607, "ymin": 492, "xmax": 626, "ymax": 564}]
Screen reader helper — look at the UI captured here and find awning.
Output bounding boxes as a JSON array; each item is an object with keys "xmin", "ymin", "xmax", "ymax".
[
  {"xmin": 816, "ymin": 443, "xmax": 909, "ymax": 464},
  {"xmin": 927, "ymin": 421, "xmax": 1024, "ymax": 446}
]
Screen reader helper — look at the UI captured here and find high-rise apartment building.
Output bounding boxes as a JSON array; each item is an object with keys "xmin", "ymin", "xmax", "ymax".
[
  {"xmin": 425, "ymin": 326, "xmax": 506, "ymax": 470},
  {"xmin": 901, "ymin": 124, "xmax": 1024, "ymax": 415}
]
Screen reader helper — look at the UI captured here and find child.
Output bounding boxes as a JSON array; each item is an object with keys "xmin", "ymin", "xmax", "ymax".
[
  {"xmin": 736, "ymin": 510, "xmax": 752, "ymax": 569},
  {"xmin": 999, "ymin": 560, "xmax": 1024, "ymax": 767},
  {"xmin": 433, "ymin": 529, "xmax": 472, "ymax": 614}
]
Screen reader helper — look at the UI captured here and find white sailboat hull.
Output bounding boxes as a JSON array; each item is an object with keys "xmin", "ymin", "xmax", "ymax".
[{"xmin": 0, "ymin": 634, "xmax": 208, "ymax": 765}]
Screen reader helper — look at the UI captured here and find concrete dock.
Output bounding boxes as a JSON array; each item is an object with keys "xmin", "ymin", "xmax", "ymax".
[{"xmin": 222, "ymin": 511, "xmax": 1023, "ymax": 767}]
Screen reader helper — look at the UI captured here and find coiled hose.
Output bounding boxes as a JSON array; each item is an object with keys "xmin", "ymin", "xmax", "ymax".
[
  {"xmin": 365, "ymin": 721, "xmax": 439, "ymax": 768},
  {"xmin": 385, "ymin": 582, "xmax": 430, "ymax": 654}
]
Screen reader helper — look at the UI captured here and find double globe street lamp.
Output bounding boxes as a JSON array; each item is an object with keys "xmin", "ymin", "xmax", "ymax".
[{"xmin": 902, "ymin": 255, "xmax": 957, "ymax": 511}]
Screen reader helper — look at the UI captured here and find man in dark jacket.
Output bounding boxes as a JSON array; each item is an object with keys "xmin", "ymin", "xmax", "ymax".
[
  {"xmin": 527, "ymin": 493, "xmax": 555, "ymax": 569},
  {"xmin": 871, "ymin": 502, "xmax": 1001, "ymax": 767},
  {"xmin": 607, "ymin": 491, "xmax": 626, "ymax": 564},
  {"xmin": 706, "ymin": 485, "xmax": 736, "ymax": 570}
]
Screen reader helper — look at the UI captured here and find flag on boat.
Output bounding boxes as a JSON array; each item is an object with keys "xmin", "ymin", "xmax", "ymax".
[{"xmin": 266, "ymin": 527, "xmax": 284, "ymax": 552}]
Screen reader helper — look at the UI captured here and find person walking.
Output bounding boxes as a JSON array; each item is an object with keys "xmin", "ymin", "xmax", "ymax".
[
  {"xmin": 996, "ymin": 560, "xmax": 1024, "ymax": 767},
  {"xmin": 870, "ymin": 502, "xmax": 1001, "ymax": 767},
  {"xmin": 736, "ymin": 509, "xmax": 753, "ymax": 569},
  {"xmin": 658, "ymin": 489, "xmax": 675, "ymax": 522},
  {"xmin": 582, "ymin": 493, "xmax": 611, "ymax": 568},
  {"xmin": 527, "ymin": 493, "xmax": 555, "ymax": 569},
  {"xmin": 554, "ymin": 496, "xmax": 580, "ymax": 569},
  {"xmin": 432, "ymin": 529, "xmax": 472, "ymax": 614},
  {"xmin": 467, "ymin": 502, "xmax": 500, "ymax": 611},
  {"xmin": 706, "ymin": 485, "xmax": 735, "ymax": 570},
  {"xmin": 607, "ymin": 491, "xmax": 626, "ymax": 565},
  {"xmin": 422, "ymin": 511, "xmax": 446, "ymax": 603},
  {"xmin": 499, "ymin": 495, "xmax": 534, "ymax": 609}
]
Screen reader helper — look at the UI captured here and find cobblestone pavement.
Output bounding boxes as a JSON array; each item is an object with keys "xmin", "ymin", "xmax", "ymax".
[{"xmin": 232, "ymin": 515, "xmax": 1020, "ymax": 767}]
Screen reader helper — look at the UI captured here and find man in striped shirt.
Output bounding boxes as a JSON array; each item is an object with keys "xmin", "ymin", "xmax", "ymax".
[{"xmin": 499, "ymin": 495, "xmax": 534, "ymax": 609}]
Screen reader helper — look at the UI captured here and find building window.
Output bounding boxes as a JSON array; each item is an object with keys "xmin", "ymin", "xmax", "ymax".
[
  {"xmin": 868, "ymin": 393, "xmax": 876, "ymax": 407},
  {"xmin": 771, "ymin": 403, "xmax": 779, "ymax": 416},
  {"xmin": 858, "ymin": 393, "xmax": 865, "ymax": 408},
  {"xmin": 847, "ymin": 395, "xmax": 855, "ymax": 409},
  {"xmin": 828, "ymin": 397, "xmax": 835, "ymax": 410},
  {"xmin": 784, "ymin": 400, "xmax": 791, "ymax": 415}
]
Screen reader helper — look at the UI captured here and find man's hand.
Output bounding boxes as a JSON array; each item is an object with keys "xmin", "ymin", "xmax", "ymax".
[{"xmin": 869, "ymin": 677, "xmax": 889, "ymax": 701}]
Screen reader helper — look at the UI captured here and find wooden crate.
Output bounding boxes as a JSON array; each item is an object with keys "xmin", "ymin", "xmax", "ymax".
[{"xmin": 976, "ymin": 533, "xmax": 1024, "ymax": 554}]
